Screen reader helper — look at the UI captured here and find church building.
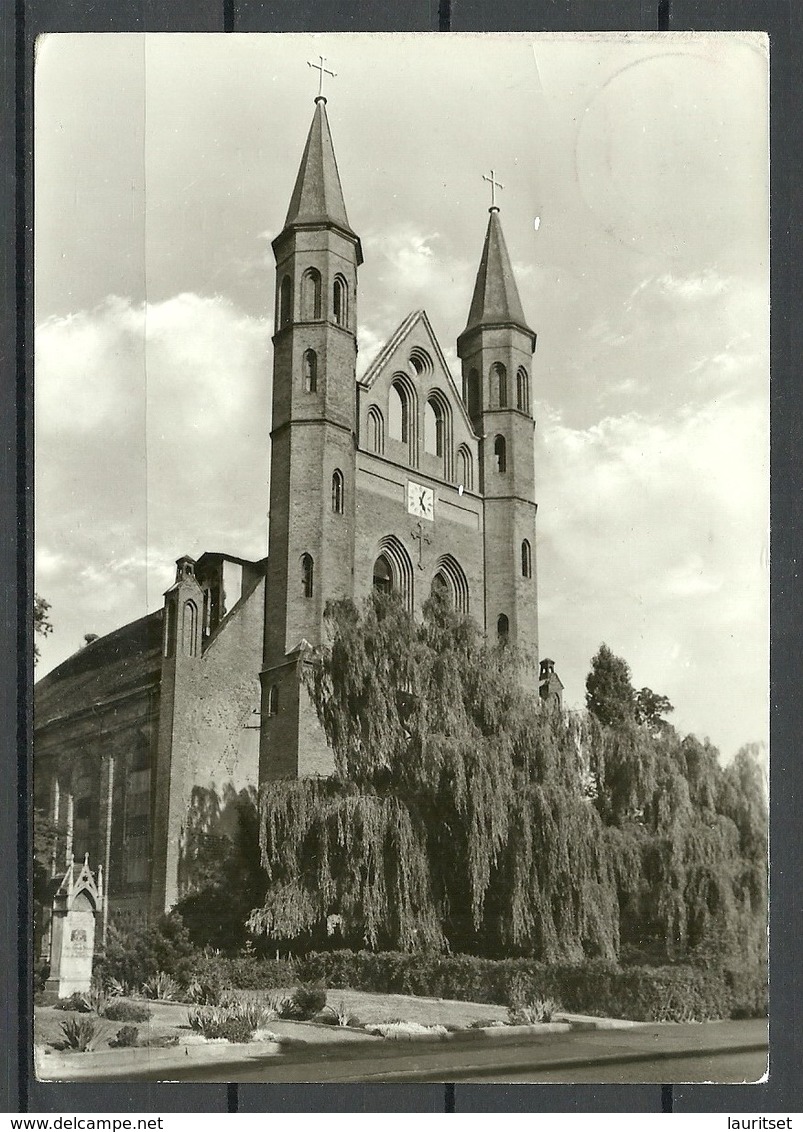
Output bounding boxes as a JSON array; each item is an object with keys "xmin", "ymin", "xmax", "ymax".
[{"xmin": 34, "ymin": 91, "xmax": 558, "ymax": 933}]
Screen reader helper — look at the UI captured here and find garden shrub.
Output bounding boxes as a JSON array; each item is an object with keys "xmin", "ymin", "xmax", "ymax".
[
  {"xmin": 297, "ymin": 950, "xmax": 761, "ymax": 1022},
  {"xmin": 141, "ymin": 971, "xmax": 179, "ymax": 1001},
  {"xmin": 187, "ymin": 1004, "xmax": 262, "ymax": 1043},
  {"xmin": 103, "ymin": 1001, "xmax": 151, "ymax": 1023},
  {"xmin": 59, "ymin": 1017, "xmax": 99, "ymax": 1051},
  {"xmin": 97, "ymin": 914, "xmax": 197, "ymax": 990},
  {"xmin": 34, "ymin": 990, "xmax": 60, "ymax": 1008},
  {"xmin": 55, "ymin": 992, "xmax": 92, "ymax": 1013},
  {"xmin": 185, "ymin": 975, "xmax": 224, "ymax": 1006},
  {"xmin": 278, "ymin": 983, "xmax": 327, "ymax": 1020},
  {"xmin": 34, "ymin": 959, "xmax": 50, "ymax": 993},
  {"xmin": 506, "ymin": 979, "xmax": 562, "ymax": 1025},
  {"xmin": 110, "ymin": 1025, "xmax": 139, "ymax": 1048}
]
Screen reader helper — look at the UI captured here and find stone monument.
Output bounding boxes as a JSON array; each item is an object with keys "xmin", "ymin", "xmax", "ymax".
[{"xmin": 45, "ymin": 855, "xmax": 103, "ymax": 998}]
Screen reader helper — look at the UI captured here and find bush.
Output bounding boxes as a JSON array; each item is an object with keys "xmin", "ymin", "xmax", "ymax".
[
  {"xmin": 141, "ymin": 971, "xmax": 179, "ymax": 1001},
  {"xmin": 187, "ymin": 1003, "xmax": 264, "ymax": 1043},
  {"xmin": 55, "ymin": 992, "xmax": 92, "ymax": 1013},
  {"xmin": 223, "ymin": 953, "xmax": 297, "ymax": 990},
  {"xmin": 59, "ymin": 1017, "xmax": 100, "ymax": 1051},
  {"xmin": 103, "ymin": 1001, "xmax": 151, "ymax": 1023},
  {"xmin": 297, "ymin": 951, "xmax": 761, "ymax": 1022},
  {"xmin": 87, "ymin": 982, "xmax": 109, "ymax": 1016},
  {"xmin": 506, "ymin": 981, "xmax": 562, "ymax": 1025},
  {"xmin": 34, "ymin": 990, "xmax": 60, "ymax": 1008},
  {"xmin": 110, "ymin": 1025, "xmax": 139, "ymax": 1048},
  {"xmin": 97, "ymin": 914, "xmax": 197, "ymax": 990},
  {"xmin": 321, "ymin": 999, "xmax": 358, "ymax": 1027},
  {"xmin": 104, "ymin": 977, "xmax": 132, "ymax": 998},
  {"xmin": 185, "ymin": 976, "xmax": 223, "ymax": 1006},
  {"xmin": 34, "ymin": 959, "xmax": 50, "ymax": 993},
  {"xmin": 277, "ymin": 983, "xmax": 327, "ymax": 1021}
]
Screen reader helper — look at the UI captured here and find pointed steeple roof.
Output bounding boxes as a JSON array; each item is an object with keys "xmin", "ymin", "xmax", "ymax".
[
  {"xmin": 283, "ymin": 97, "xmax": 357, "ymax": 242},
  {"xmin": 461, "ymin": 208, "xmax": 533, "ymax": 341}
]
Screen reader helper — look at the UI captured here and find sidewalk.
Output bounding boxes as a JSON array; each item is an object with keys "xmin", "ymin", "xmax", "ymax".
[{"xmin": 35, "ymin": 1017, "xmax": 768, "ymax": 1084}]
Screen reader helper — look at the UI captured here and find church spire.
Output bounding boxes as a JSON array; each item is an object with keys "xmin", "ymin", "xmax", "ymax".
[
  {"xmin": 460, "ymin": 207, "xmax": 533, "ymax": 344},
  {"xmin": 283, "ymin": 97, "xmax": 360, "ymax": 255}
]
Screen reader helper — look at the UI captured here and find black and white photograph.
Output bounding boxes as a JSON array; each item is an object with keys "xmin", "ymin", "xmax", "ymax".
[{"xmin": 32, "ymin": 32, "xmax": 769, "ymax": 1085}]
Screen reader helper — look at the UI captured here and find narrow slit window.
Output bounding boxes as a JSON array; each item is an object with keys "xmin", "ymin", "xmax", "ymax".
[
  {"xmin": 301, "ymin": 553, "xmax": 314, "ymax": 598},
  {"xmin": 279, "ymin": 275, "xmax": 292, "ymax": 328}
]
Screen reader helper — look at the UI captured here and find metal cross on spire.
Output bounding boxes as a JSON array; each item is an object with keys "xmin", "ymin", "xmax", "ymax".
[
  {"xmin": 308, "ymin": 54, "xmax": 336, "ymax": 99},
  {"xmin": 483, "ymin": 169, "xmax": 505, "ymax": 210}
]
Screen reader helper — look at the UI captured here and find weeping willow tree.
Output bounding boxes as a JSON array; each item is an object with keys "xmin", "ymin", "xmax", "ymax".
[
  {"xmin": 250, "ymin": 596, "xmax": 767, "ymax": 967},
  {"xmin": 253, "ymin": 592, "xmax": 617, "ymax": 957}
]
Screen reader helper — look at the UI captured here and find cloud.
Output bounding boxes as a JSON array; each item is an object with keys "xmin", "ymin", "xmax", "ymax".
[
  {"xmin": 536, "ymin": 399, "xmax": 768, "ymax": 760},
  {"xmin": 36, "ymin": 293, "xmax": 271, "ymax": 672}
]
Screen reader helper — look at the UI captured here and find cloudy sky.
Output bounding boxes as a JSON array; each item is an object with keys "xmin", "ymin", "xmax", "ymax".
[{"xmin": 34, "ymin": 32, "xmax": 769, "ymax": 761}]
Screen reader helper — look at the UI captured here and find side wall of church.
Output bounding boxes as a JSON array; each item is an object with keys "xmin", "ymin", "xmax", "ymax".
[
  {"xmin": 151, "ymin": 578, "xmax": 265, "ymax": 913},
  {"xmin": 35, "ymin": 687, "xmax": 160, "ymax": 938}
]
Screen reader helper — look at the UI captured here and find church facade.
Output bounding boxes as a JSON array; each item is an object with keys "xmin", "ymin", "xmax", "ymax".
[{"xmin": 34, "ymin": 94, "xmax": 555, "ymax": 932}]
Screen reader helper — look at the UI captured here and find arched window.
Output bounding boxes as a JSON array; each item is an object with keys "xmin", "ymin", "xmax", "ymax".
[
  {"xmin": 331, "ymin": 469, "xmax": 344, "ymax": 514},
  {"xmin": 517, "ymin": 367, "xmax": 530, "ymax": 414},
  {"xmin": 491, "ymin": 362, "xmax": 508, "ymax": 408},
  {"xmin": 367, "ymin": 405, "xmax": 384, "ymax": 454},
  {"xmin": 494, "ymin": 434, "xmax": 507, "ymax": 474},
  {"xmin": 373, "ymin": 554, "xmax": 393, "ymax": 595},
  {"xmin": 497, "ymin": 614, "xmax": 509, "ymax": 643},
  {"xmin": 279, "ymin": 275, "xmax": 292, "ymax": 329},
  {"xmin": 333, "ymin": 275, "xmax": 348, "ymax": 326},
  {"xmin": 457, "ymin": 444, "xmax": 474, "ymax": 492},
  {"xmin": 182, "ymin": 600, "xmax": 198, "ymax": 657},
  {"xmin": 432, "ymin": 554, "xmax": 470, "ymax": 616},
  {"xmin": 389, "ymin": 382, "xmax": 408, "ymax": 443},
  {"xmin": 301, "ymin": 268, "xmax": 322, "ymax": 320},
  {"xmin": 301, "ymin": 553, "xmax": 314, "ymax": 598},
  {"xmin": 521, "ymin": 539, "xmax": 532, "ymax": 578},
  {"xmin": 374, "ymin": 536, "xmax": 414, "ymax": 613},
  {"xmin": 303, "ymin": 349, "xmax": 317, "ymax": 393},
  {"xmin": 424, "ymin": 397, "xmax": 444, "ymax": 457},
  {"xmin": 465, "ymin": 369, "xmax": 480, "ymax": 418},
  {"xmin": 267, "ymin": 685, "xmax": 279, "ymax": 716}
]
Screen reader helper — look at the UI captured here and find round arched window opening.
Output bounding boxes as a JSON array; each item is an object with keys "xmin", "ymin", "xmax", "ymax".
[
  {"xmin": 494, "ymin": 435, "xmax": 507, "ymax": 474},
  {"xmin": 497, "ymin": 613, "xmax": 509, "ymax": 643}
]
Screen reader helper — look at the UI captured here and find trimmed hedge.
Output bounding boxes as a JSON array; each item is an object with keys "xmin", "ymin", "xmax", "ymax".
[
  {"xmin": 296, "ymin": 950, "xmax": 766, "ymax": 1023},
  {"xmin": 191, "ymin": 951, "xmax": 297, "ymax": 991}
]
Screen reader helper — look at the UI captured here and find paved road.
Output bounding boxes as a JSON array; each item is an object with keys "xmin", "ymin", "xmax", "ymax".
[{"xmin": 123, "ymin": 1019, "xmax": 768, "ymax": 1085}]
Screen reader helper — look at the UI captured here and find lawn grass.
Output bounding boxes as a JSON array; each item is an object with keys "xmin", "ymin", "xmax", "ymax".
[{"xmin": 34, "ymin": 988, "xmax": 509, "ymax": 1053}]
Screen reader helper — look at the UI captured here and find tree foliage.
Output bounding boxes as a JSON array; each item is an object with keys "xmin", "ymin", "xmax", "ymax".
[
  {"xmin": 586, "ymin": 644, "xmax": 636, "ymax": 726},
  {"xmin": 251, "ymin": 593, "xmax": 767, "ymax": 970},
  {"xmin": 34, "ymin": 594, "xmax": 53, "ymax": 663},
  {"xmin": 174, "ymin": 787, "xmax": 268, "ymax": 952},
  {"xmin": 634, "ymin": 687, "xmax": 675, "ymax": 734}
]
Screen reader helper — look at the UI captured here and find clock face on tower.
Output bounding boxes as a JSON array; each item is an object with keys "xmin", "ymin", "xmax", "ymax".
[{"xmin": 407, "ymin": 481, "xmax": 434, "ymax": 522}]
